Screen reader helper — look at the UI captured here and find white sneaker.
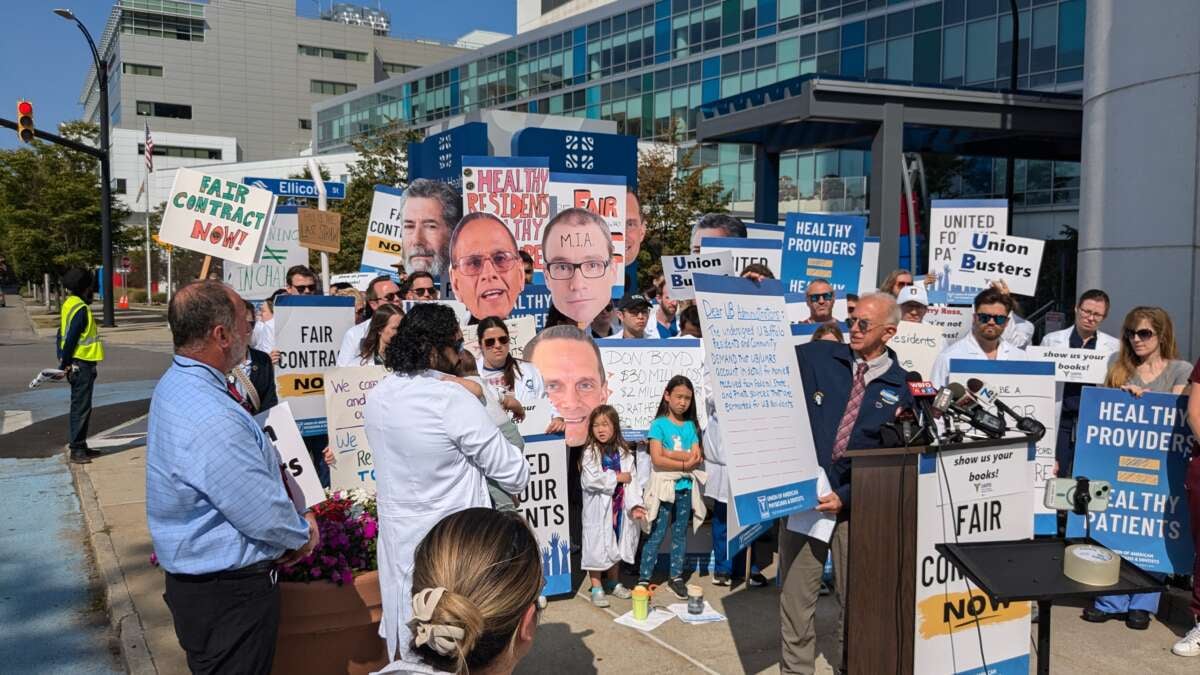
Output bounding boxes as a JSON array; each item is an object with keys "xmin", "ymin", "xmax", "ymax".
[
  {"xmin": 590, "ymin": 588, "xmax": 610, "ymax": 608},
  {"xmin": 1173, "ymin": 622, "xmax": 1200, "ymax": 657},
  {"xmin": 609, "ymin": 583, "xmax": 632, "ymax": 599}
]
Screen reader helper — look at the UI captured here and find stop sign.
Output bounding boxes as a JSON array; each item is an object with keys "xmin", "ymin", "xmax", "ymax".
[{"xmin": 121, "ymin": 256, "xmax": 131, "ymax": 268}]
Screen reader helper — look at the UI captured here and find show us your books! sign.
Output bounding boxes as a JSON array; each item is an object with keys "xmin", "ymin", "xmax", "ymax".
[{"xmin": 159, "ymin": 167, "xmax": 278, "ymax": 265}]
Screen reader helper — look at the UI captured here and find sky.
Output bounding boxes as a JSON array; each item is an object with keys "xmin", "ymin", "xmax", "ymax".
[{"xmin": 0, "ymin": 0, "xmax": 516, "ymax": 150}]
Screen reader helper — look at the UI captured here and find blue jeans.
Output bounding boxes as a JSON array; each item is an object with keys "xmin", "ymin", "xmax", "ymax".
[
  {"xmin": 67, "ymin": 361, "xmax": 97, "ymax": 451},
  {"xmin": 639, "ymin": 487, "xmax": 691, "ymax": 581},
  {"xmin": 711, "ymin": 500, "xmax": 748, "ymax": 577}
]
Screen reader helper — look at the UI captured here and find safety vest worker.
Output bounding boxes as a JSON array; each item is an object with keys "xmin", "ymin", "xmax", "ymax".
[{"xmin": 58, "ymin": 268, "xmax": 104, "ymax": 464}]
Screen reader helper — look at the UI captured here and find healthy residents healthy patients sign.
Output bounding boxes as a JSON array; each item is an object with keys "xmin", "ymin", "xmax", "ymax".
[
  {"xmin": 692, "ymin": 273, "xmax": 820, "ymax": 528},
  {"xmin": 244, "ymin": 176, "xmax": 346, "ymax": 200},
  {"xmin": 1068, "ymin": 388, "xmax": 1195, "ymax": 574},
  {"xmin": 160, "ymin": 167, "xmax": 277, "ymax": 265}
]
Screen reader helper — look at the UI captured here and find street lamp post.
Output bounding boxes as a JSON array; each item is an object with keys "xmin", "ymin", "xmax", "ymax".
[{"xmin": 55, "ymin": 8, "xmax": 116, "ymax": 327}]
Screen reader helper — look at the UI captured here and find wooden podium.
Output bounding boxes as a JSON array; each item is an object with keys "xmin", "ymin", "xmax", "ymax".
[{"xmin": 842, "ymin": 437, "xmax": 1020, "ymax": 675}]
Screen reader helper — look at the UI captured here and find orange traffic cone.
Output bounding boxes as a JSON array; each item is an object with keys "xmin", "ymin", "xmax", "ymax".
[{"xmin": 118, "ymin": 295, "xmax": 129, "ymax": 310}]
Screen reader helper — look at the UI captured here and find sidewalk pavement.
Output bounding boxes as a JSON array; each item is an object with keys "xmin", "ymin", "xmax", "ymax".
[{"xmin": 76, "ymin": 419, "xmax": 1198, "ymax": 674}]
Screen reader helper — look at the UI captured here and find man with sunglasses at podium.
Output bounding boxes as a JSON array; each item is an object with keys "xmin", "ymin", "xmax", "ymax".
[{"xmin": 930, "ymin": 284, "xmax": 1027, "ymax": 388}]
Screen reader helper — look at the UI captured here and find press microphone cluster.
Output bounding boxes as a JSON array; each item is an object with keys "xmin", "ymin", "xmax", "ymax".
[
  {"xmin": 926, "ymin": 377, "xmax": 1047, "ymax": 442},
  {"xmin": 966, "ymin": 378, "xmax": 1047, "ymax": 441}
]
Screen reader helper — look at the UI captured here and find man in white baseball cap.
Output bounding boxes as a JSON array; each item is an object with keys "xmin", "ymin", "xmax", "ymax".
[{"xmin": 897, "ymin": 283, "xmax": 930, "ymax": 323}]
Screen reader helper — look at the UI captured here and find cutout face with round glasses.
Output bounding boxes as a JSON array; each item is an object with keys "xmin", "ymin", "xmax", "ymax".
[
  {"xmin": 449, "ymin": 214, "xmax": 526, "ymax": 320},
  {"xmin": 542, "ymin": 209, "xmax": 617, "ymax": 325}
]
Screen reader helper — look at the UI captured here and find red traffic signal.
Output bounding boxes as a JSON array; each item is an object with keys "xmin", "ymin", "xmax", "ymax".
[{"xmin": 16, "ymin": 100, "xmax": 34, "ymax": 143}]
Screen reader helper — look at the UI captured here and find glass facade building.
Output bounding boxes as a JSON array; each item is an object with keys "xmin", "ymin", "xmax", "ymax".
[{"xmin": 314, "ymin": 0, "xmax": 1086, "ymax": 211}]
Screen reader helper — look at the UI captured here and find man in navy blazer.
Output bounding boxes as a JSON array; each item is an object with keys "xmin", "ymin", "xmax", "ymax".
[{"xmin": 780, "ymin": 291, "xmax": 913, "ymax": 674}]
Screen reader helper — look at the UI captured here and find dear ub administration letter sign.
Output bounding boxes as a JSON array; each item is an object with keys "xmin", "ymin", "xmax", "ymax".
[
  {"xmin": 324, "ymin": 365, "xmax": 388, "ymax": 493},
  {"xmin": 692, "ymin": 273, "xmax": 820, "ymax": 528},
  {"xmin": 273, "ymin": 296, "xmax": 357, "ymax": 437},
  {"xmin": 160, "ymin": 167, "xmax": 277, "ymax": 265},
  {"xmin": 1067, "ymin": 388, "xmax": 1195, "ymax": 574},
  {"xmin": 519, "ymin": 434, "xmax": 572, "ymax": 597},
  {"xmin": 599, "ymin": 339, "xmax": 707, "ymax": 441},
  {"xmin": 914, "ymin": 441, "xmax": 1034, "ymax": 674}
]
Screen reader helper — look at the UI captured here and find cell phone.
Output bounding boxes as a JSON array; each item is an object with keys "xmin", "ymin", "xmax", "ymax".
[{"xmin": 1043, "ymin": 478, "xmax": 1111, "ymax": 513}]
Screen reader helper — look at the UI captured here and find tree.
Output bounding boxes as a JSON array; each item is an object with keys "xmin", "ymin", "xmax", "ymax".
[
  {"xmin": 0, "ymin": 121, "xmax": 132, "ymax": 281},
  {"xmin": 635, "ymin": 121, "xmax": 730, "ymax": 285}
]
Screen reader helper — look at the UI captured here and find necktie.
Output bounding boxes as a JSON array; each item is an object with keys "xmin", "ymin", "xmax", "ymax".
[
  {"xmin": 831, "ymin": 361, "xmax": 870, "ymax": 461},
  {"xmin": 226, "ymin": 378, "xmax": 253, "ymax": 414}
]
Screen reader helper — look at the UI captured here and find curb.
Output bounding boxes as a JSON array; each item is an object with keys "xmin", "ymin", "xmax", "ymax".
[{"xmin": 71, "ymin": 453, "xmax": 158, "ymax": 675}]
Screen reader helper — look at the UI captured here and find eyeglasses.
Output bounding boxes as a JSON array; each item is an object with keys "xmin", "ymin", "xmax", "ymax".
[
  {"xmin": 410, "ymin": 287, "xmax": 436, "ymax": 298},
  {"xmin": 975, "ymin": 313, "xmax": 1009, "ymax": 326},
  {"xmin": 1078, "ymin": 308, "xmax": 1106, "ymax": 320},
  {"xmin": 292, "ymin": 283, "xmax": 317, "ymax": 294},
  {"xmin": 453, "ymin": 251, "xmax": 520, "ymax": 276},
  {"xmin": 545, "ymin": 259, "xmax": 609, "ymax": 280},
  {"xmin": 1124, "ymin": 328, "xmax": 1156, "ymax": 342},
  {"xmin": 483, "ymin": 335, "xmax": 510, "ymax": 348},
  {"xmin": 808, "ymin": 292, "xmax": 833, "ymax": 302}
]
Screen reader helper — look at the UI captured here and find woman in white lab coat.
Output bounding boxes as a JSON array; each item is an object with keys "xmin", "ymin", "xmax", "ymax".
[
  {"xmin": 579, "ymin": 405, "xmax": 644, "ymax": 607},
  {"xmin": 365, "ymin": 305, "xmax": 530, "ymax": 663}
]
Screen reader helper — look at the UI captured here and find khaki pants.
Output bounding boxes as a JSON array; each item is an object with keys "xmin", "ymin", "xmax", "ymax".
[{"xmin": 779, "ymin": 518, "xmax": 849, "ymax": 675}]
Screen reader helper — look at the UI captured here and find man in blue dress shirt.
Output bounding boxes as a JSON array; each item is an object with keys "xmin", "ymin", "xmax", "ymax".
[{"xmin": 147, "ymin": 280, "xmax": 318, "ymax": 675}]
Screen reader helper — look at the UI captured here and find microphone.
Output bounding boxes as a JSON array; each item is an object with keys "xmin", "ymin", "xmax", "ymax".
[
  {"xmin": 905, "ymin": 372, "xmax": 940, "ymax": 445},
  {"xmin": 946, "ymin": 382, "xmax": 1007, "ymax": 438},
  {"xmin": 966, "ymin": 377, "xmax": 1047, "ymax": 441}
]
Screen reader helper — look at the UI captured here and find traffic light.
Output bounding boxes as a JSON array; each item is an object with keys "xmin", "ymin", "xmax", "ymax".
[{"xmin": 16, "ymin": 100, "xmax": 34, "ymax": 143}]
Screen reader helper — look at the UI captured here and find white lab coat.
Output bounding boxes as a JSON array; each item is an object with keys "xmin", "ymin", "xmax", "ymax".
[
  {"xmin": 930, "ymin": 333, "xmax": 1027, "ymax": 387},
  {"xmin": 365, "ymin": 370, "xmax": 530, "ymax": 661},
  {"xmin": 250, "ymin": 317, "xmax": 275, "ymax": 353},
  {"xmin": 1001, "ymin": 314, "xmax": 1035, "ymax": 349},
  {"xmin": 480, "ymin": 360, "xmax": 548, "ymax": 406},
  {"xmin": 1039, "ymin": 327, "xmax": 1119, "ymax": 353},
  {"xmin": 579, "ymin": 447, "xmax": 643, "ymax": 571},
  {"xmin": 336, "ymin": 319, "xmax": 371, "ymax": 367}
]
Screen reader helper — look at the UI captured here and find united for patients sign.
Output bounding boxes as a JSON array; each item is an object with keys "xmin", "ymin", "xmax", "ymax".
[
  {"xmin": 274, "ymin": 296, "xmax": 357, "ymax": 437},
  {"xmin": 927, "ymin": 199, "xmax": 1007, "ymax": 305},
  {"xmin": 1067, "ymin": 388, "xmax": 1195, "ymax": 574},
  {"xmin": 160, "ymin": 167, "xmax": 277, "ymax": 265},
  {"xmin": 781, "ymin": 212, "xmax": 866, "ymax": 295},
  {"xmin": 519, "ymin": 434, "xmax": 572, "ymax": 597},
  {"xmin": 693, "ymin": 274, "xmax": 820, "ymax": 527},
  {"xmin": 700, "ymin": 237, "xmax": 783, "ymax": 277}
]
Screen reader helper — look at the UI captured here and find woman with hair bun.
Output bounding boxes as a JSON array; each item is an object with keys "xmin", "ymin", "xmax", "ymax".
[{"xmin": 376, "ymin": 508, "xmax": 543, "ymax": 675}]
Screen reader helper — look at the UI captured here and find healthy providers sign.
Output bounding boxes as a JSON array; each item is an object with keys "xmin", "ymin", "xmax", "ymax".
[
  {"xmin": 159, "ymin": 167, "xmax": 277, "ymax": 265},
  {"xmin": 223, "ymin": 206, "xmax": 307, "ymax": 300},
  {"xmin": 324, "ymin": 365, "xmax": 388, "ymax": 492},
  {"xmin": 914, "ymin": 440, "xmax": 1034, "ymax": 674},
  {"xmin": 360, "ymin": 185, "xmax": 405, "ymax": 276}
]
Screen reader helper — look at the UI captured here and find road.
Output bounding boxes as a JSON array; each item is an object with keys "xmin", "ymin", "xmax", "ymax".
[{"xmin": 0, "ymin": 293, "xmax": 168, "ymax": 674}]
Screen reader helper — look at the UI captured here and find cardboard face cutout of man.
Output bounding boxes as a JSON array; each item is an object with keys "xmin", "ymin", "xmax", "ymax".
[
  {"xmin": 529, "ymin": 329, "xmax": 610, "ymax": 446},
  {"xmin": 541, "ymin": 208, "xmax": 617, "ymax": 325},
  {"xmin": 449, "ymin": 213, "xmax": 526, "ymax": 320},
  {"xmin": 402, "ymin": 194, "xmax": 455, "ymax": 278}
]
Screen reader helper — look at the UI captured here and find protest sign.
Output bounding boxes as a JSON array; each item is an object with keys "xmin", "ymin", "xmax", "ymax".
[
  {"xmin": 515, "ymin": 399, "xmax": 554, "ymax": 437},
  {"xmin": 256, "ymin": 402, "xmax": 326, "ymax": 510},
  {"xmin": 547, "ymin": 172, "xmax": 626, "ymax": 300},
  {"xmin": 745, "ymin": 222, "xmax": 786, "ymax": 241},
  {"xmin": 948, "ymin": 232, "xmax": 1044, "ymax": 298},
  {"xmin": 1067, "ymin": 388, "xmax": 1195, "ymax": 574},
  {"xmin": 463, "ymin": 314, "xmax": 537, "ymax": 361},
  {"xmin": 781, "ymin": 212, "xmax": 866, "ymax": 295},
  {"xmin": 858, "ymin": 236, "xmax": 879, "ymax": 296},
  {"xmin": 661, "ymin": 251, "xmax": 734, "ymax": 301},
  {"xmin": 297, "ymin": 208, "xmax": 342, "ymax": 253},
  {"xmin": 462, "ymin": 157, "xmax": 550, "ymax": 276},
  {"xmin": 890, "ymin": 322, "xmax": 943, "ymax": 381},
  {"xmin": 951, "ymin": 359, "xmax": 1058, "ymax": 534},
  {"xmin": 923, "ymin": 305, "xmax": 972, "ymax": 344},
  {"xmin": 274, "ymin": 295, "xmax": 357, "ymax": 437},
  {"xmin": 598, "ymin": 339, "xmax": 707, "ymax": 441},
  {"xmin": 927, "ymin": 199, "xmax": 1008, "ymax": 304},
  {"xmin": 519, "ymin": 434, "xmax": 572, "ymax": 596},
  {"xmin": 913, "ymin": 440, "xmax": 1033, "ymax": 674},
  {"xmin": 1026, "ymin": 346, "xmax": 1114, "ymax": 384},
  {"xmin": 323, "ymin": 365, "xmax": 388, "ymax": 493},
  {"xmin": 223, "ymin": 206, "xmax": 307, "ymax": 300},
  {"xmin": 159, "ymin": 167, "xmax": 277, "ymax": 265},
  {"xmin": 701, "ymin": 237, "xmax": 784, "ymax": 278},
  {"xmin": 361, "ymin": 185, "xmax": 405, "ymax": 276},
  {"xmin": 511, "ymin": 285, "xmax": 554, "ymax": 333},
  {"xmin": 693, "ymin": 274, "xmax": 821, "ymax": 527},
  {"xmin": 330, "ymin": 272, "xmax": 375, "ymax": 291},
  {"xmin": 402, "ymin": 299, "xmax": 471, "ymax": 327}
]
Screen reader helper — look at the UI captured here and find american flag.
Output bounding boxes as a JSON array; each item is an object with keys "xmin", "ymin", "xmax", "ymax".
[{"xmin": 144, "ymin": 122, "xmax": 154, "ymax": 172}]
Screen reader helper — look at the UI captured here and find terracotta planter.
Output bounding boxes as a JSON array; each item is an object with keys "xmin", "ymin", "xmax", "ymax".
[{"xmin": 273, "ymin": 570, "xmax": 388, "ymax": 675}]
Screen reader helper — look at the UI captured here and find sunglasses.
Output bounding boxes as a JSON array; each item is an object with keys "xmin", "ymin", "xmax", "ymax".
[
  {"xmin": 483, "ymin": 335, "xmax": 510, "ymax": 348},
  {"xmin": 846, "ymin": 317, "xmax": 874, "ymax": 331},
  {"xmin": 454, "ymin": 251, "xmax": 519, "ymax": 276},
  {"xmin": 292, "ymin": 283, "xmax": 317, "ymax": 294},
  {"xmin": 975, "ymin": 313, "xmax": 1009, "ymax": 326},
  {"xmin": 1124, "ymin": 328, "xmax": 1156, "ymax": 342},
  {"xmin": 410, "ymin": 287, "xmax": 436, "ymax": 298},
  {"xmin": 808, "ymin": 292, "xmax": 833, "ymax": 302},
  {"xmin": 380, "ymin": 292, "xmax": 401, "ymax": 302}
]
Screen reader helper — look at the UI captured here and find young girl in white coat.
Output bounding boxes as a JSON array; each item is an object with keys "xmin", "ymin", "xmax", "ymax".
[{"xmin": 580, "ymin": 405, "xmax": 645, "ymax": 607}]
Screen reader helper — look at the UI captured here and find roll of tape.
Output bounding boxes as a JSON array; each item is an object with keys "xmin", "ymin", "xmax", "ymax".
[{"xmin": 1064, "ymin": 544, "xmax": 1120, "ymax": 586}]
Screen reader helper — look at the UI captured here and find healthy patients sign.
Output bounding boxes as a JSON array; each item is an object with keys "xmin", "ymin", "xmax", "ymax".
[
  {"xmin": 781, "ymin": 212, "xmax": 866, "ymax": 295},
  {"xmin": 1068, "ymin": 388, "xmax": 1195, "ymax": 574},
  {"xmin": 160, "ymin": 167, "xmax": 277, "ymax": 265},
  {"xmin": 693, "ymin": 274, "xmax": 820, "ymax": 527}
]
